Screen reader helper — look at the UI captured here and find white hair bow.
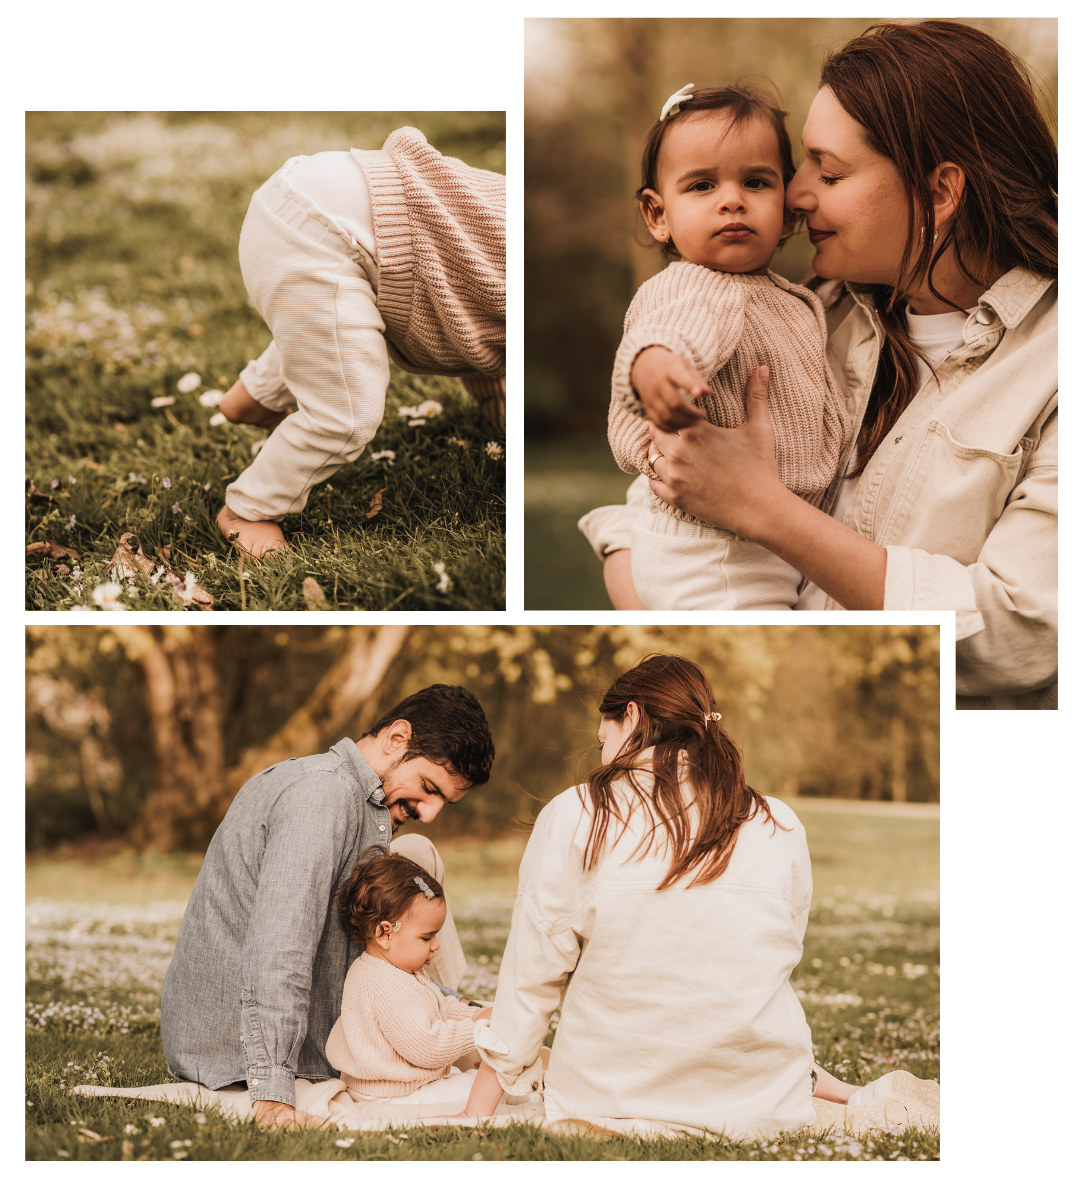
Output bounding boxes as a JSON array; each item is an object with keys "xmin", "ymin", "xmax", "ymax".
[{"xmin": 661, "ymin": 84, "xmax": 695, "ymax": 120}]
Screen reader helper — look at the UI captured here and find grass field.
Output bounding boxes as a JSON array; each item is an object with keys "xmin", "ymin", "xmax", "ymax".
[
  {"xmin": 26, "ymin": 799, "xmax": 939, "ymax": 1160},
  {"xmin": 26, "ymin": 111, "xmax": 505, "ymax": 611}
]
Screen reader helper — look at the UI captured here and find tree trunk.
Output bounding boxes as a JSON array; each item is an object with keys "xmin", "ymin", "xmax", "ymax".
[
  {"xmin": 890, "ymin": 713, "xmax": 908, "ymax": 804},
  {"xmin": 131, "ymin": 624, "xmax": 411, "ymax": 852}
]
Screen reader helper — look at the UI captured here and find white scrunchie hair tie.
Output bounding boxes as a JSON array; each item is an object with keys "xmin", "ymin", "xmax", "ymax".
[
  {"xmin": 704, "ymin": 711, "xmax": 722, "ymax": 727},
  {"xmin": 661, "ymin": 83, "xmax": 695, "ymax": 121}
]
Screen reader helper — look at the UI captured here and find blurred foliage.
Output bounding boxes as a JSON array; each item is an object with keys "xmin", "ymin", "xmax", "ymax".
[{"xmin": 26, "ymin": 624, "xmax": 939, "ymax": 851}]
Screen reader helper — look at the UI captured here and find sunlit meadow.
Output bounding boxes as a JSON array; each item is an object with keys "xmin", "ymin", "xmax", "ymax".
[
  {"xmin": 26, "ymin": 112, "xmax": 505, "ymax": 611},
  {"xmin": 26, "ymin": 807, "xmax": 939, "ymax": 1161}
]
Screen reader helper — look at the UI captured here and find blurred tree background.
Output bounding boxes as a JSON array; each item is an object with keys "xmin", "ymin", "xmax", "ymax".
[
  {"xmin": 523, "ymin": 17, "xmax": 1057, "ymax": 607},
  {"xmin": 27, "ymin": 623, "xmax": 939, "ymax": 854}
]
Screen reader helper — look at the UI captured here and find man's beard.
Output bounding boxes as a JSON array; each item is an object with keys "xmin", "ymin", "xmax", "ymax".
[{"xmin": 381, "ymin": 758, "xmax": 420, "ymax": 828}]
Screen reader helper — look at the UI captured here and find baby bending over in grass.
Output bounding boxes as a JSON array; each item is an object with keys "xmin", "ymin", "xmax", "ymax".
[{"xmin": 217, "ymin": 128, "xmax": 505, "ymax": 557}]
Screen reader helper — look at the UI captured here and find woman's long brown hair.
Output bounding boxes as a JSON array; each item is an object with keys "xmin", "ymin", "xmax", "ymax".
[
  {"xmin": 816, "ymin": 20, "xmax": 1057, "ymax": 478},
  {"xmin": 578, "ymin": 654, "xmax": 782, "ymax": 890}
]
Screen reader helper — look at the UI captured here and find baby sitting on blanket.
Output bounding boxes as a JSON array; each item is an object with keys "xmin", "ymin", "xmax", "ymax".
[{"xmin": 325, "ymin": 848, "xmax": 492, "ymax": 1109}]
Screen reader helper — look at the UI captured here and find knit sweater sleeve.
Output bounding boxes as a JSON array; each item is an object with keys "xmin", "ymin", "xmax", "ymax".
[
  {"xmin": 368, "ymin": 967, "xmax": 476, "ymax": 1071},
  {"xmin": 329, "ymin": 960, "xmax": 479, "ymax": 1086},
  {"xmin": 608, "ymin": 264, "xmax": 746, "ymax": 474}
]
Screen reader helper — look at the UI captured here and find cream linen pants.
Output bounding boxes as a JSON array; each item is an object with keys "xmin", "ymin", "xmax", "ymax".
[
  {"xmin": 631, "ymin": 504, "xmax": 801, "ymax": 610},
  {"xmin": 226, "ymin": 158, "xmax": 389, "ymax": 521}
]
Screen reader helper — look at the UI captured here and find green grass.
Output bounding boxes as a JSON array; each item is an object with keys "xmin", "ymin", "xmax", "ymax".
[
  {"xmin": 26, "ymin": 111, "xmax": 505, "ymax": 611},
  {"xmin": 26, "ymin": 800, "xmax": 938, "ymax": 1160}
]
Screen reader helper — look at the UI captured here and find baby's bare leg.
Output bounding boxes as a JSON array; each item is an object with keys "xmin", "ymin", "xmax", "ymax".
[
  {"xmin": 812, "ymin": 1064, "xmax": 860, "ymax": 1103},
  {"xmin": 219, "ymin": 379, "xmax": 289, "ymax": 431},
  {"xmin": 217, "ymin": 504, "xmax": 287, "ymax": 560}
]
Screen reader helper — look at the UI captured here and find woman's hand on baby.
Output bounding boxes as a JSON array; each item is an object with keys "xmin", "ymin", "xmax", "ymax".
[
  {"xmin": 217, "ymin": 505, "xmax": 288, "ymax": 560},
  {"xmin": 630, "ymin": 346, "xmax": 709, "ymax": 432}
]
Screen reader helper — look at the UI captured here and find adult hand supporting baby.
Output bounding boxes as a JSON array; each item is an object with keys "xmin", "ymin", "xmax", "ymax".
[{"xmin": 647, "ymin": 364, "xmax": 784, "ymax": 538}]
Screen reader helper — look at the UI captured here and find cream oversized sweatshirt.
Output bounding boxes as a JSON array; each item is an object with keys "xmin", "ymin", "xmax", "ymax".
[
  {"xmin": 325, "ymin": 952, "xmax": 477, "ymax": 1097},
  {"xmin": 608, "ymin": 263, "xmax": 849, "ymax": 522}
]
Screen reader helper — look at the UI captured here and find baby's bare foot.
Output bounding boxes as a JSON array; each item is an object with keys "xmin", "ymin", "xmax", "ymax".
[{"xmin": 217, "ymin": 505, "xmax": 287, "ymax": 559}]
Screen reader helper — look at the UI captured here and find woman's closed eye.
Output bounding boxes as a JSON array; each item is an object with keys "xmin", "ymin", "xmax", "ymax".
[{"xmin": 818, "ymin": 172, "xmax": 843, "ymax": 186}]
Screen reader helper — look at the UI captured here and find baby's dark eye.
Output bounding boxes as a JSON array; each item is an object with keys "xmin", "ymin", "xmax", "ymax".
[
  {"xmin": 694, "ymin": 176, "xmax": 769, "ymax": 191},
  {"xmin": 689, "ymin": 180, "xmax": 713, "ymax": 192},
  {"xmin": 744, "ymin": 177, "xmax": 769, "ymax": 189}
]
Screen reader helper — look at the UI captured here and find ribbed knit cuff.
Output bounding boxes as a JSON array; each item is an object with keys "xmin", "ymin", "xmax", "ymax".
[
  {"xmin": 460, "ymin": 372, "xmax": 505, "ymax": 405},
  {"xmin": 355, "ymin": 145, "xmax": 411, "ymax": 340},
  {"xmin": 612, "ymin": 327, "xmax": 706, "ymax": 419}
]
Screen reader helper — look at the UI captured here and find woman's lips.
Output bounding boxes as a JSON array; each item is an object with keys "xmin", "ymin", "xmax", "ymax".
[{"xmin": 808, "ymin": 228, "xmax": 835, "ymax": 245}]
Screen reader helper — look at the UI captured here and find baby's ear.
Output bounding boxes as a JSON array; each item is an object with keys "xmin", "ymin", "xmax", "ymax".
[{"xmin": 639, "ymin": 191, "xmax": 668, "ymax": 243}]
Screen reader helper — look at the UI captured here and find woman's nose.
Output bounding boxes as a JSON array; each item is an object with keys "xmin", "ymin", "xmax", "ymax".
[{"xmin": 786, "ymin": 162, "xmax": 814, "ymax": 212}]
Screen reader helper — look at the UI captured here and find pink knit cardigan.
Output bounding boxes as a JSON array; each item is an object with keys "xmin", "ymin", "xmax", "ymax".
[{"xmin": 608, "ymin": 263, "xmax": 849, "ymax": 522}]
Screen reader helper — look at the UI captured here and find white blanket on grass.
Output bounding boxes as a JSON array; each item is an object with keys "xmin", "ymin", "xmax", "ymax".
[
  {"xmin": 72, "ymin": 1077, "xmax": 931, "ymax": 1140},
  {"xmin": 73, "ymin": 1076, "xmax": 546, "ymax": 1134}
]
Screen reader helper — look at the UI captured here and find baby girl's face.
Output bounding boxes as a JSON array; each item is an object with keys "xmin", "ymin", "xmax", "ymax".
[
  {"xmin": 642, "ymin": 112, "xmax": 788, "ymax": 273},
  {"xmin": 372, "ymin": 895, "xmax": 446, "ymax": 974}
]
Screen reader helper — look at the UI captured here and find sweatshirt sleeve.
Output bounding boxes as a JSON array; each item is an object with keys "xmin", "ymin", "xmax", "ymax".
[
  {"xmin": 238, "ymin": 777, "xmax": 356, "ymax": 1109},
  {"xmin": 474, "ymin": 794, "xmax": 586, "ymax": 1096},
  {"xmin": 607, "ymin": 265, "xmax": 746, "ymax": 474}
]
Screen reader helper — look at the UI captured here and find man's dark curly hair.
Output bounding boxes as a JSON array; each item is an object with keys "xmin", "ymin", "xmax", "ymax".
[
  {"xmin": 364, "ymin": 683, "xmax": 494, "ymax": 787},
  {"xmin": 338, "ymin": 846, "xmax": 445, "ymax": 945}
]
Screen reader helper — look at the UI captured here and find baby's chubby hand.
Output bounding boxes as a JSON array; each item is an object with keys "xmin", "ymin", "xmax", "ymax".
[
  {"xmin": 630, "ymin": 346, "xmax": 709, "ymax": 432},
  {"xmin": 217, "ymin": 504, "xmax": 288, "ymax": 560}
]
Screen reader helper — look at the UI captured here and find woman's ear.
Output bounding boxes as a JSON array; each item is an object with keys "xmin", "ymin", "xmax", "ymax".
[
  {"xmin": 640, "ymin": 191, "xmax": 670, "ymax": 243},
  {"xmin": 625, "ymin": 700, "xmax": 642, "ymax": 730},
  {"xmin": 928, "ymin": 162, "xmax": 965, "ymax": 228}
]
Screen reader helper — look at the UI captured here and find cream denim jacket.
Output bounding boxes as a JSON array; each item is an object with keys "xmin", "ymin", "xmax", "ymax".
[{"xmin": 580, "ymin": 267, "xmax": 1057, "ymax": 708}]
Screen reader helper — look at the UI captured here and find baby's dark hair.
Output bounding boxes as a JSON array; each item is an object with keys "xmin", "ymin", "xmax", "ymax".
[
  {"xmin": 337, "ymin": 846, "xmax": 445, "ymax": 945},
  {"xmin": 637, "ymin": 82, "xmax": 798, "ymax": 262}
]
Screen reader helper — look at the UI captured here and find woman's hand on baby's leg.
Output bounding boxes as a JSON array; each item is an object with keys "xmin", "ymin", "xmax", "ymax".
[{"xmin": 217, "ymin": 505, "xmax": 288, "ymax": 560}]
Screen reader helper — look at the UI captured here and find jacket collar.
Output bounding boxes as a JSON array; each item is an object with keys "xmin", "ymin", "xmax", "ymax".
[{"xmin": 842, "ymin": 267, "xmax": 1053, "ymax": 330}]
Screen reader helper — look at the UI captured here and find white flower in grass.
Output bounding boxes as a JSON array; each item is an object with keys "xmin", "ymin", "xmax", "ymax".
[
  {"xmin": 162, "ymin": 477, "xmax": 171, "ymax": 488},
  {"xmin": 209, "ymin": 412, "xmax": 227, "ymax": 426},
  {"xmin": 398, "ymin": 399, "xmax": 442, "ymax": 422},
  {"xmin": 484, "ymin": 441, "xmax": 503, "ymax": 459},
  {"xmin": 198, "ymin": 390, "xmax": 224, "ymax": 407},
  {"xmin": 65, "ymin": 514, "xmax": 76, "ymax": 531},
  {"xmin": 194, "ymin": 1114, "xmax": 206, "ymax": 1126},
  {"xmin": 335, "ymin": 1139, "xmax": 355, "ymax": 1149},
  {"xmin": 69, "ymin": 605, "xmax": 92, "ymax": 611},
  {"xmin": 151, "ymin": 396, "xmax": 175, "ymax": 408},
  {"xmin": 370, "ymin": 449, "xmax": 396, "ymax": 465},
  {"xmin": 68, "ymin": 475, "xmax": 76, "ymax": 485},
  {"xmin": 432, "ymin": 564, "xmax": 453, "ymax": 594},
  {"xmin": 128, "ymin": 472, "xmax": 148, "ymax": 484},
  {"xmin": 177, "ymin": 372, "xmax": 201, "ymax": 393},
  {"xmin": 251, "ymin": 438, "xmax": 267, "ymax": 456},
  {"xmin": 124, "ymin": 1125, "xmax": 138, "ymax": 1135},
  {"xmin": 148, "ymin": 1117, "xmax": 166, "ymax": 1127},
  {"xmin": 92, "ymin": 583, "xmax": 125, "ymax": 611}
]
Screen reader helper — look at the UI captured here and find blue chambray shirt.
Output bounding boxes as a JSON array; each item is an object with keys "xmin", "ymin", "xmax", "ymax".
[{"xmin": 160, "ymin": 739, "xmax": 392, "ymax": 1107}]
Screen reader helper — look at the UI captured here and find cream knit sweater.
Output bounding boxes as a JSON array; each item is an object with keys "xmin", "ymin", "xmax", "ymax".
[
  {"xmin": 360, "ymin": 128, "xmax": 505, "ymax": 406},
  {"xmin": 608, "ymin": 263, "xmax": 849, "ymax": 522},
  {"xmin": 325, "ymin": 952, "xmax": 477, "ymax": 1097}
]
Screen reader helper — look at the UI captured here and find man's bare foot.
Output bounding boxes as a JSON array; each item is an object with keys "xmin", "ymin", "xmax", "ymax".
[{"xmin": 217, "ymin": 504, "xmax": 287, "ymax": 559}]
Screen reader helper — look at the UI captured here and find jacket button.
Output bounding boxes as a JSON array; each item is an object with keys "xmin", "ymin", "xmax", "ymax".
[
  {"xmin": 379, "ymin": 825, "xmax": 386, "ymax": 832},
  {"xmin": 974, "ymin": 307, "xmax": 994, "ymax": 325},
  {"xmin": 894, "ymin": 436, "xmax": 902, "ymax": 444}
]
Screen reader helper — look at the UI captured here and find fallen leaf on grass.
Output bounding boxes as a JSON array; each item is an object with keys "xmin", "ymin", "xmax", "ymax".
[
  {"xmin": 76, "ymin": 1128, "xmax": 108, "ymax": 1143},
  {"xmin": 106, "ymin": 533, "xmax": 156, "ymax": 580},
  {"xmin": 302, "ymin": 577, "xmax": 327, "ymax": 610},
  {"xmin": 105, "ymin": 535, "xmax": 214, "ymax": 610},
  {"xmin": 25, "ymin": 538, "xmax": 80, "ymax": 578},
  {"xmin": 365, "ymin": 488, "xmax": 388, "ymax": 519}
]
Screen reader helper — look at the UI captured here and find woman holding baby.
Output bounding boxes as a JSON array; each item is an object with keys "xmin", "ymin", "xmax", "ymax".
[{"xmin": 581, "ymin": 19, "xmax": 1056, "ymax": 709}]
